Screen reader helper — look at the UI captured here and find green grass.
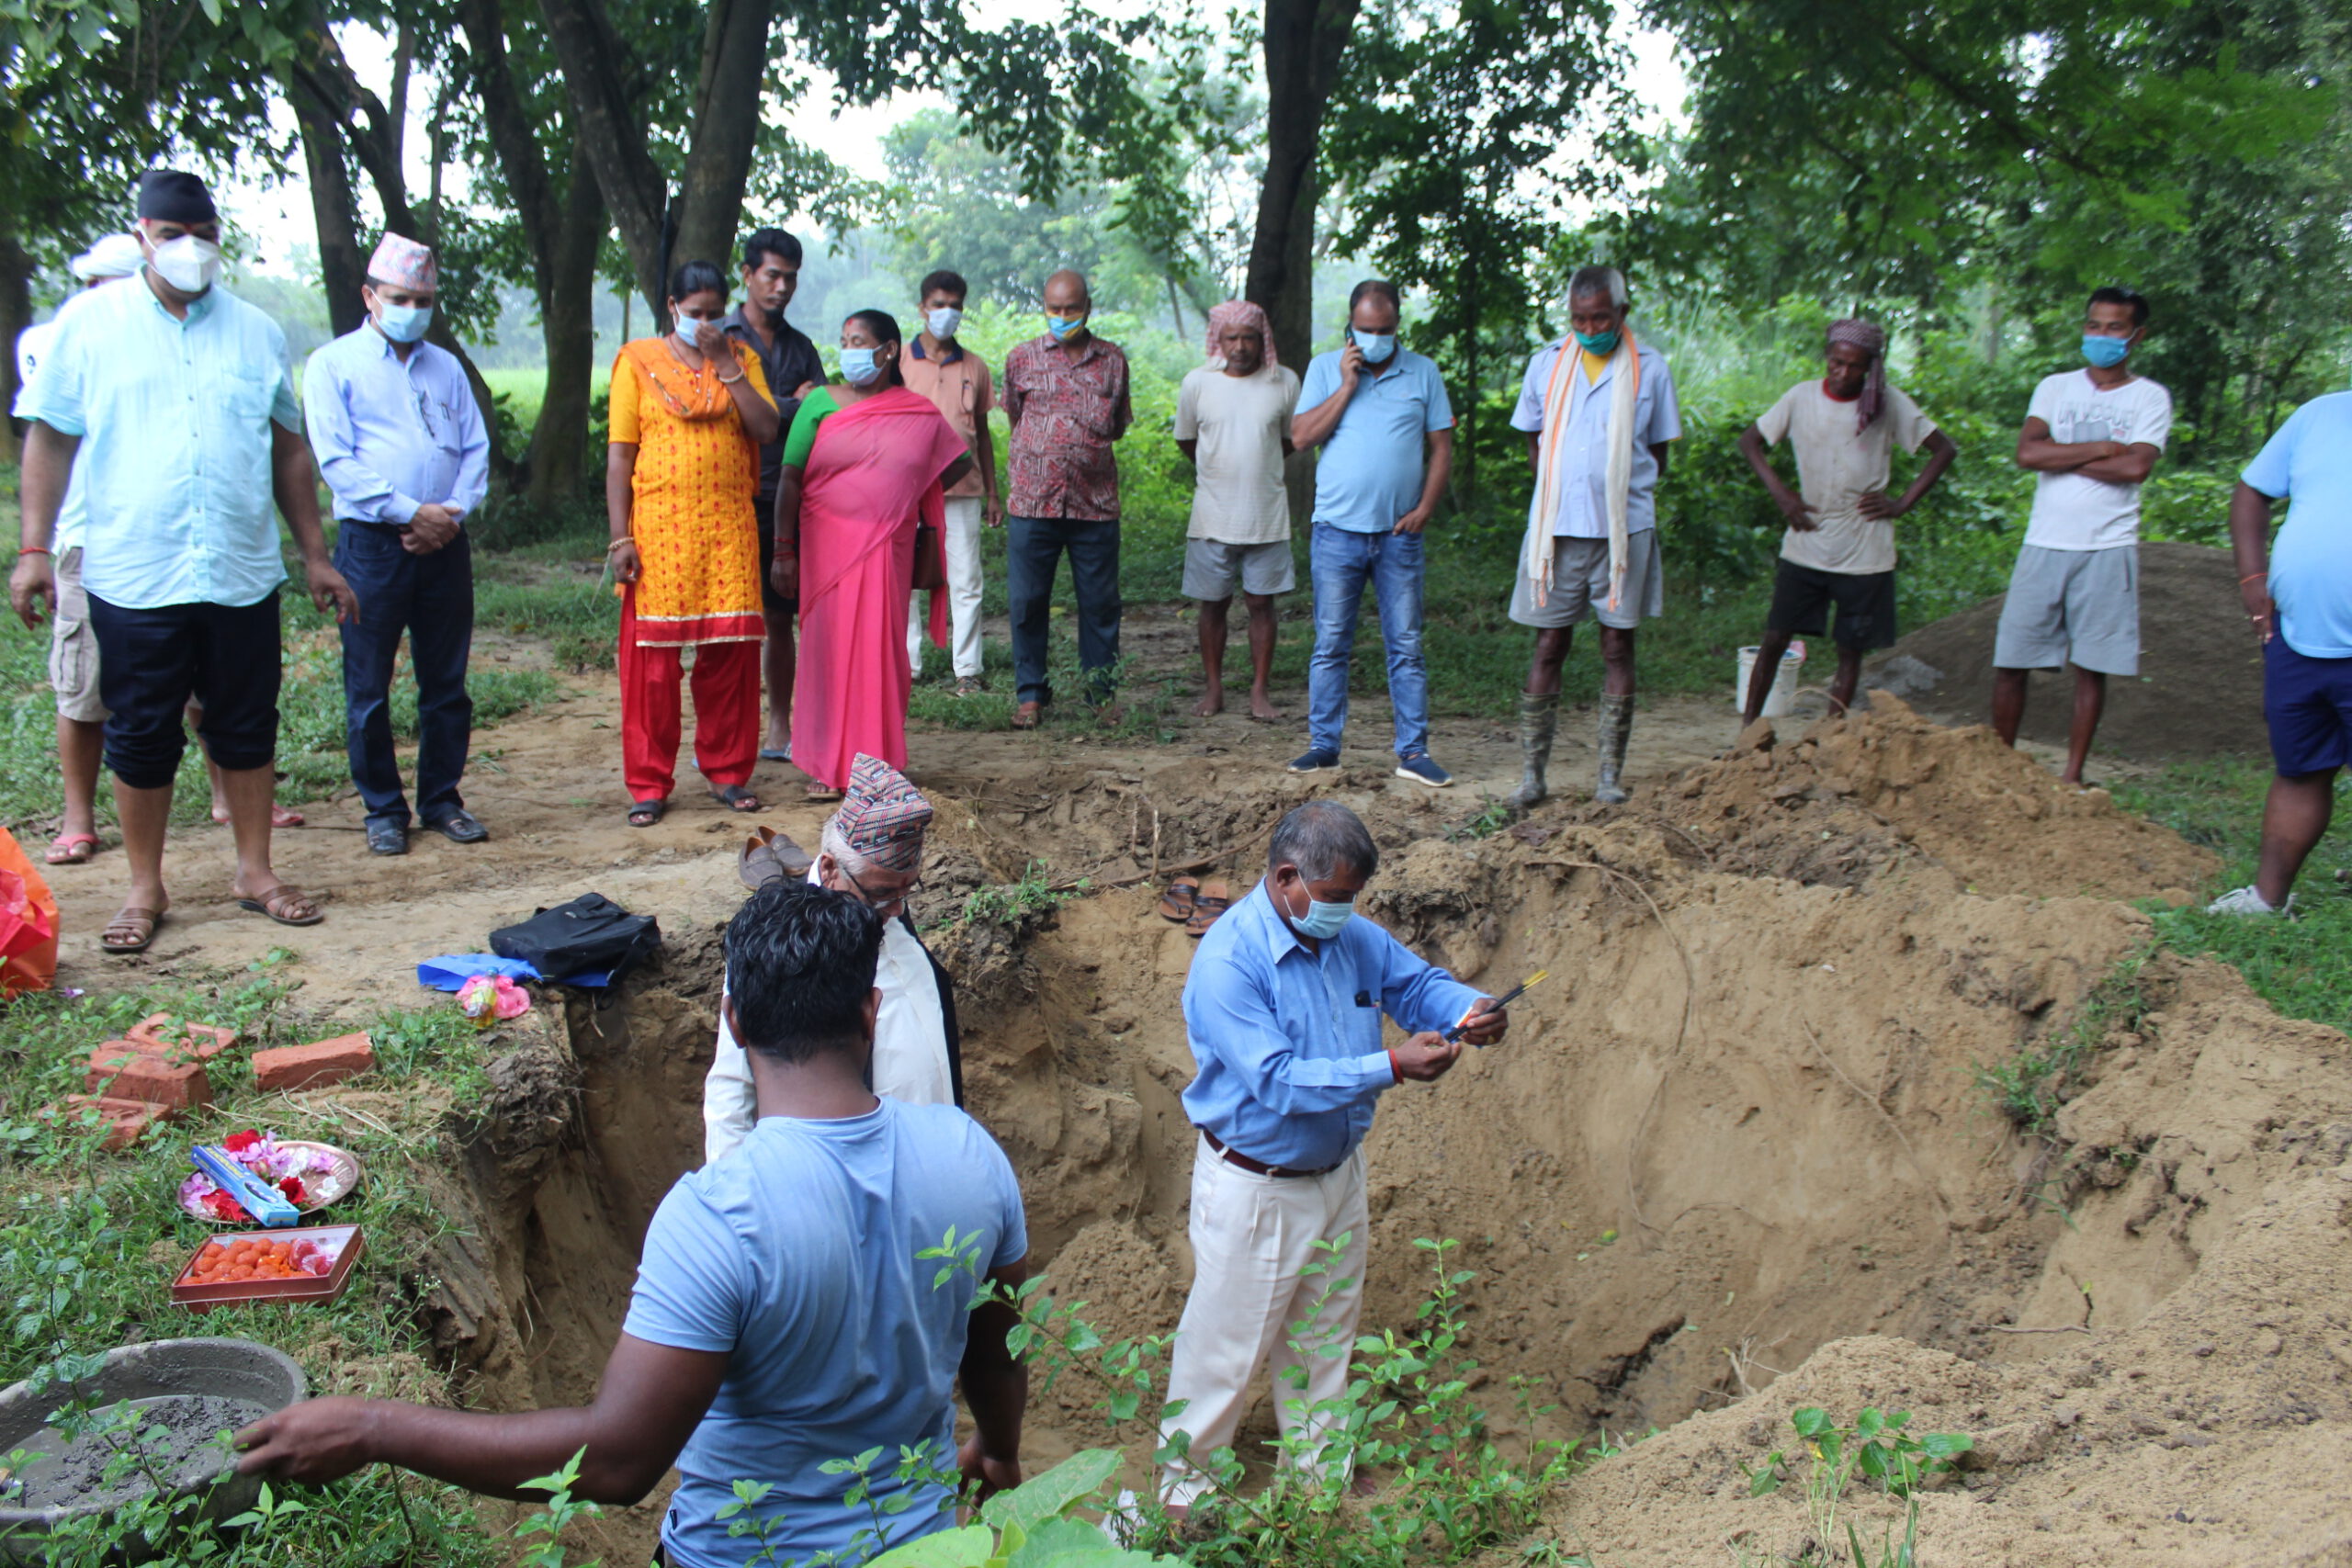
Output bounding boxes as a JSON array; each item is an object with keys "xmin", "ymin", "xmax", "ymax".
[
  {"xmin": 0, "ymin": 974, "xmax": 520, "ymax": 1564},
  {"xmin": 2117, "ymin": 760, "xmax": 2352, "ymax": 1036}
]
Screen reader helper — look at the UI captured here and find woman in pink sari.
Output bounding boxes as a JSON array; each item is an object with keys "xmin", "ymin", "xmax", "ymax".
[{"xmin": 774, "ymin": 310, "xmax": 974, "ymax": 800}]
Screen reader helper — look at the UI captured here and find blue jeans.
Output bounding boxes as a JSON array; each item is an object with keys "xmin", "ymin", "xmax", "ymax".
[
  {"xmin": 334, "ymin": 522, "xmax": 475, "ymax": 828},
  {"xmin": 1007, "ymin": 515, "xmax": 1122, "ymax": 706},
  {"xmin": 1307, "ymin": 522, "xmax": 1429, "ymax": 759}
]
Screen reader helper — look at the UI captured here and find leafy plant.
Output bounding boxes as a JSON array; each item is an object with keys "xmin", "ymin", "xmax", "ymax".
[
  {"xmin": 1747, "ymin": 1405, "xmax": 1972, "ymax": 1566},
  {"xmin": 1974, "ymin": 946, "xmax": 2155, "ymax": 1134},
  {"xmin": 956, "ymin": 863, "xmax": 1086, "ymax": 930}
]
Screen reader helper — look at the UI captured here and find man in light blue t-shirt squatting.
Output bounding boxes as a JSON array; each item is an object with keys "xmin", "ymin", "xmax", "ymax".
[
  {"xmin": 2207, "ymin": 389, "xmax": 2352, "ymax": 917},
  {"xmin": 233, "ymin": 880, "xmax": 1033, "ymax": 1568},
  {"xmin": 1286, "ymin": 278, "xmax": 1458, "ymax": 788}
]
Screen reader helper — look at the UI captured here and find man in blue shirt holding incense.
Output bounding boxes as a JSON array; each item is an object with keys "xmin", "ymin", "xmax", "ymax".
[
  {"xmin": 306, "ymin": 232, "xmax": 492, "ymax": 856},
  {"xmin": 1158, "ymin": 800, "xmax": 1507, "ymax": 1513}
]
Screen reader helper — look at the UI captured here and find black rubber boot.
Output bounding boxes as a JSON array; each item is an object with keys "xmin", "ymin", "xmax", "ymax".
[
  {"xmin": 1508, "ymin": 691, "xmax": 1559, "ymax": 814},
  {"xmin": 1595, "ymin": 694, "xmax": 1634, "ymax": 805}
]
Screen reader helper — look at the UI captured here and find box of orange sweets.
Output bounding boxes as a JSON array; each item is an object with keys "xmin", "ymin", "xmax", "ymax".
[{"xmin": 170, "ymin": 1224, "xmax": 366, "ymax": 1313}]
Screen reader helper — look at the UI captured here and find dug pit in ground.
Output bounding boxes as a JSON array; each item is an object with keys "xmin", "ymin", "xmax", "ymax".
[{"xmin": 407, "ymin": 700, "xmax": 2350, "ymax": 1564}]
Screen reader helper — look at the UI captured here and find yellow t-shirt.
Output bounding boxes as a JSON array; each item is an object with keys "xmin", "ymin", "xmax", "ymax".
[{"xmin": 1580, "ymin": 350, "xmax": 1610, "ymax": 383}]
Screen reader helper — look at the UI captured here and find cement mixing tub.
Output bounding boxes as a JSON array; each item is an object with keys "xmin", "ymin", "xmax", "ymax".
[{"xmin": 0, "ymin": 1337, "xmax": 305, "ymax": 1562}]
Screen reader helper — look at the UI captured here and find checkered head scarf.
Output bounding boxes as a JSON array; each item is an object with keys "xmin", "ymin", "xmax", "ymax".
[
  {"xmin": 831, "ymin": 754, "xmax": 933, "ymax": 873},
  {"xmin": 1204, "ymin": 299, "xmax": 1277, "ymax": 367},
  {"xmin": 1826, "ymin": 318, "xmax": 1887, "ymax": 434}
]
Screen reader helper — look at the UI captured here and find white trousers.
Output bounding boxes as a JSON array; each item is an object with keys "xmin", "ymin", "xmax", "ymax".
[
  {"xmin": 909, "ymin": 495, "xmax": 987, "ymax": 681},
  {"xmin": 1157, "ymin": 1138, "xmax": 1369, "ymax": 1507}
]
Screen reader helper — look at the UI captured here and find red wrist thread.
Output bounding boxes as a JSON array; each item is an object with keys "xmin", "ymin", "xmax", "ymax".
[{"xmin": 1387, "ymin": 1048, "xmax": 1402, "ymax": 1084}]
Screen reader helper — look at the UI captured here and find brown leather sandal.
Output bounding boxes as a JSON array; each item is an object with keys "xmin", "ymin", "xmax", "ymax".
[
  {"xmin": 101, "ymin": 906, "xmax": 164, "ymax": 954},
  {"xmin": 1157, "ymin": 875, "xmax": 1200, "ymax": 923},
  {"xmin": 234, "ymin": 883, "xmax": 325, "ymax": 928},
  {"xmin": 740, "ymin": 825, "xmax": 815, "ymax": 890},
  {"xmin": 1185, "ymin": 881, "xmax": 1232, "ymax": 939}
]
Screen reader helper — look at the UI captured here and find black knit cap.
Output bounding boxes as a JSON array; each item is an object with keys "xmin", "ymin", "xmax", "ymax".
[{"xmin": 136, "ymin": 170, "xmax": 218, "ymax": 225}]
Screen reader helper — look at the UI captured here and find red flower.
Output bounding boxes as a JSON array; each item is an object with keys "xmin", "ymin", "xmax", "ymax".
[
  {"xmin": 278, "ymin": 1177, "xmax": 306, "ymax": 1205},
  {"xmin": 222, "ymin": 1131, "xmax": 263, "ymax": 1154},
  {"xmin": 202, "ymin": 1190, "xmax": 251, "ymax": 1223}
]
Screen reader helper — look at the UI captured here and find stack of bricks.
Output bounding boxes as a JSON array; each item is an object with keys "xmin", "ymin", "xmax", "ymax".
[{"xmin": 49, "ymin": 1013, "xmax": 238, "ymax": 1152}]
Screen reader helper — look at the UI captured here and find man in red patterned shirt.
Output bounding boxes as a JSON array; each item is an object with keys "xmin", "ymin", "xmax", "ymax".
[{"xmin": 1001, "ymin": 269, "xmax": 1133, "ymax": 728}]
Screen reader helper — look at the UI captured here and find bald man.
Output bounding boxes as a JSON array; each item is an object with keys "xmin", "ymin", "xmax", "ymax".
[{"xmin": 1001, "ymin": 269, "xmax": 1133, "ymax": 728}]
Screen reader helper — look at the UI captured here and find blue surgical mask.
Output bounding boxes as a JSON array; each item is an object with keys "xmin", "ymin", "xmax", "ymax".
[
  {"xmin": 1574, "ymin": 328, "xmax": 1621, "ymax": 357},
  {"xmin": 1046, "ymin": 312, "xmax": 1086, "ymax": 342},
  {"xmin": 375, "ymin": 301, "xmax": 432, "ymax": 344},
  {"xmin": 840, "ymin": 346, "xmax": 884, "ymax": 386},
  {"xmin": 675, "ymin": 313, "xmax": 715, "ymax": 352},
  {"xmin": 927, "ymin": 307, "xmax": 963, "ymax": 340},
  {"xmin": 1350, "ymin": 330, "xmax": 1396, "ymax": 366},
  {"xmin": 1284, "ymin": 883, "xmax": 1355, "ymax": 941},
  {"xmin": 2081, "ymin": 333, "xmax": 2131, "ymax": 368}
]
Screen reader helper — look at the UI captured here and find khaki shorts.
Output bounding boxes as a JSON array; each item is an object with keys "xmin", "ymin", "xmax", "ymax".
[
  {"xmin": 49, "ymin": 547, "xmax": 107, "ymax": 723},
  {"xmin": 1182, "ymin": 537, "xmax": 1295, "ymax": 601},
  {"xmin": 1508, "ymin": 530, "xmax": 1664, "ymax": 629}
]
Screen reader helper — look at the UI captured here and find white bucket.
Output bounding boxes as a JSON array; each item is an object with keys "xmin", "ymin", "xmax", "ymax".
[{"xmin": 1736, "ymin": 640, "xmax": 1807, "ymax": 716}]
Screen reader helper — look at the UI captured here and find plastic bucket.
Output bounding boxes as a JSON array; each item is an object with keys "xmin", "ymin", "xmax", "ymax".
[{"xmin": 1736, "ymin": 640, "xmax": 1807, "ymax": 717}]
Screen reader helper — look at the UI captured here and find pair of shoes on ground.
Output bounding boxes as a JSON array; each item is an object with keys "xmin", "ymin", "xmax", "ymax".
[
  {"xmin": 1159, "ymin": 875, "xmax": 1232, "ymax": 937},
  {"xmin": 368, "ymin": 810, "xmax": 490, "ymax": 855},
  {"xmin": 1285, "ymin": 750, "xmax": 1453, "ymax": 789}
]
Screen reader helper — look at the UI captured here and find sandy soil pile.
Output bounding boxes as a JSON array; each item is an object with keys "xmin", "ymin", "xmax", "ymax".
[
  {"xmin": 1872, "ymin": 541, "xmax": 2267, "ymax": 760},
  {"xmin": 1640, "ymin": 692, "xmax": 2216, "ymax": 898}
]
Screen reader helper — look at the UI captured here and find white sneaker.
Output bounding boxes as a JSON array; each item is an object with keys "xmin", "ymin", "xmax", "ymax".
[{"xmin": 2205, "ymin": 885, "xmax": 2295, "ymax": 916}]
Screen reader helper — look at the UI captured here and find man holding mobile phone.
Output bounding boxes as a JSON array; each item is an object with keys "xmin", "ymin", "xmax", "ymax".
[{"xmin": 1287, "ymin": 281, "xmax": 1456, "ymax": 787}]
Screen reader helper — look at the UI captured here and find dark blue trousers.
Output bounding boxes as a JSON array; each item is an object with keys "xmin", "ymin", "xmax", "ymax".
[
  {"xmin": 1006, "ymin": 514, "xmax": 1122, "ymax": 706},
  {"xmin": 334, "ymin": 523, "xmax": 475, "ymax": 828}
]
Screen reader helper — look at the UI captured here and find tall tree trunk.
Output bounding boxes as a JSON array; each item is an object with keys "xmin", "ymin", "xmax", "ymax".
[
  {"xmin": 1245, "ymin": 0, "xmax": 1361, "ymax": 370},
  {"xmin": 284, "ymin": 63, "xmax": 368, "ymax": 337},
  {"xmin": 0, "ymin": 221, "xmax": 29, "ymax": 463},
  {"xmin": 539, "ymin": 0, "xmax": 773, "ymax": 321},
  {"xmin": 527, "ymin": 142, "xmax": 608, "ymax": 505}
]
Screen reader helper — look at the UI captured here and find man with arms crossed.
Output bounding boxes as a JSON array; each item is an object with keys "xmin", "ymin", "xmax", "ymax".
[
  {"xmin": 901, "ymin": 268, "xmax": 1003, "ymax": 695},
  {"xmin": 237, "ymin": 878, "xmax": 1031, "ymax": 1567},
  {"xmin": 1177, "ymin": 299, "xmax": 1299, "ymax": 720},
  {"xmin": 722, "ymin": 229, "xmax": 826, "ymax": 763},
  {"xmin": 1158, "ymin": 801, "xmax": 1506, "ymax": 1514},
  {"xmin": 9, "ymin": 170, "xmax": 357, "ymax": 953},
  {"xmin": 1736, "ymin": 317, "xmax": 1958, "ymax": 727},
  {"xmin": 1289, "ymin": 282, "xmax": 1456, "ymax": 786},
  {"xmin": 1991, "ymin": 287, "xmax": 2171, "ymax": 784},
  {"xmin": 2207, "ymin": 389, "xmax": 2352, "ymax": 917}
]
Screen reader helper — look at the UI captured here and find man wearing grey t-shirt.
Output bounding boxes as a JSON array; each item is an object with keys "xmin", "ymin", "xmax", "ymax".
[{"xmin": 1992, "ymin": 287, "xmax": 2173, "ymax": 785}]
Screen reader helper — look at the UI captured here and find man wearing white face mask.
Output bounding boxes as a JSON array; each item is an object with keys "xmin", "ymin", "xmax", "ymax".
[
  {"xmin": 304, "ymin": 233, "xmax": 492, "ymax": 857},
  {"xmin": 1157, "ymin": 801, "xmax": 1507, "ymax": 1514},
  {"xmin": 899, "ymin": 268, "xmax": 1001, "ymax": 695},
  {"xmin": 9, "ymin": 169, "xmax": 358, "ymax": 954}
]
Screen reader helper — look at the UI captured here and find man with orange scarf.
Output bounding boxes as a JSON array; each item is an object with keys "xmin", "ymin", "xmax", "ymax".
[{"xmin": 1506, "ymin": 265, "xmax": 1681, "ymax": 810}]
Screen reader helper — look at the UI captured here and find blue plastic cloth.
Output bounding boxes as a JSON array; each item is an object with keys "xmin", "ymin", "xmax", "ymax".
[{"xmin": 417, "ymin": 954, "xmax": 539, "ymax": 992}]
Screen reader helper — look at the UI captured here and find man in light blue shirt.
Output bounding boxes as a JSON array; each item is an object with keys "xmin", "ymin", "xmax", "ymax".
[
  {"xmin": 8, "ymin": 170, "xmax": 356, "ymax": 954},
  {"xmin": 234, "ymin": 879, "xmax": 1033, "ymax": 1568},
  {"xmin": 1507, "ymin": 265, "xmax": 1682, "ymax": 808},
  {"xmin": 1288, "ymin": 280, "xmax": 1457, "ymax": 787},
  {"xmin": 2207, "ymin": 390, "xmax": 2352, "ymax": 917},
  {"xmin": 306, "ymin": 232, "xmax": 492, "ymax": 856},
  {"xmin": 1159, "ymin": 801, "xmax": 1505, "ymax": 1512}
]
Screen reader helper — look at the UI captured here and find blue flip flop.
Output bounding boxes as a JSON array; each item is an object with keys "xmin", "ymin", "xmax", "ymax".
[{"xmin": 759, "ymin": 745, "xmax": 792, "ymax": 761}]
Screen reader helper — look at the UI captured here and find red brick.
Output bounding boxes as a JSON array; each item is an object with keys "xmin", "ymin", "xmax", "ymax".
[
  {"xmin": 85, "ymin": 1050, "xmax": 213, "ymax": 1112},
  {"xmin": 126, "ymin": 1014, "xmax": 239, "ymax": 1060},
  {"xmin": 252, "ymin": 1032, "xmax": 374, "ymax": 1092},
  {"xmin": 43, "ymin": 1095, "xmax": 167, "ymax": 1152}
]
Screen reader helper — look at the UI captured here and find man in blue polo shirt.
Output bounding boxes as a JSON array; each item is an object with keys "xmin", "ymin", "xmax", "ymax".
[
  {"xmin": 1157, "ymin": 801, "xmax": 1505, "ymax": 1512},
  {"xmin": 1287, "ymin": 280, "xmax": 1456, "ymax": 786},
  {"xmin": 2208, "ymin": 389, "xmax": 2352, "ymax": 916}
]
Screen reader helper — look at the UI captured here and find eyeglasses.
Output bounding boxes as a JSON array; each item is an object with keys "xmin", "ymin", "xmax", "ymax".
[{"xmin": 838, "ymin": 862, "xmax": 922, "ymax": 913}]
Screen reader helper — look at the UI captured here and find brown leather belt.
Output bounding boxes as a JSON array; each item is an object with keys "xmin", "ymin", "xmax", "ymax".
[{"xmin": 1202, "ymin": 1129, "xmax": 1340, "ymax": 1179}]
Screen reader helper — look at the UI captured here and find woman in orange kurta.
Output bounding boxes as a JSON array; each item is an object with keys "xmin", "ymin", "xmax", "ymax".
[
  {"xmin": 774, "ymin": 310, "xmax": 973, "ymax": 800},
  {"xmin": 606, "ymin": 260, "xmax": 780, "ymax": 826}
]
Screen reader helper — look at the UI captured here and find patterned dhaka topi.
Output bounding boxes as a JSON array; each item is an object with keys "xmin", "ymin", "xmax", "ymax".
[
  {"xmin": 833, "ymin": 754, "xmax": 933, "ymax": 872},
  {"xmin": 1825, "ymin": 317, "xmax": 1887, "ymax": 434},
  {"xmin": 368, "ymin": 232, "xmax": 437, "ymax": 291}
]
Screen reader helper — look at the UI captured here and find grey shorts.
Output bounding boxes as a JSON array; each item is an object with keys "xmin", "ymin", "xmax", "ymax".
[
  {"xmin": 49, "ymin": 546, "xmax": 107, "ymax": 723},
  {"xmin": 1182, "ymin": 537, "xmax": 1295, "ymax": 601},
  {"xmin": 1993, "ymin": 544, "xmax": 2140, "ymax": 676},
  {"xmin": 1508, "ymin": 530, "xmax": 1664, "ymax": 629}
]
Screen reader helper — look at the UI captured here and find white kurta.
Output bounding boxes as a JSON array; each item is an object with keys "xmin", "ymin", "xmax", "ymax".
[{"xmin": 701, "ymin": 870, "xmax": 955, "ymax": 1165}]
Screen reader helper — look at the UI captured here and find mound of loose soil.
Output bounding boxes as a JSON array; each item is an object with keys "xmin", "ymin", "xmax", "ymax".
[
  {"xmin": 1637, "ymin": 692, "xmax": 2216, "ymax": 899},
  {"xmin": 1870, "ymin": 541, "xmax": 2267, "ymax": 760}
]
